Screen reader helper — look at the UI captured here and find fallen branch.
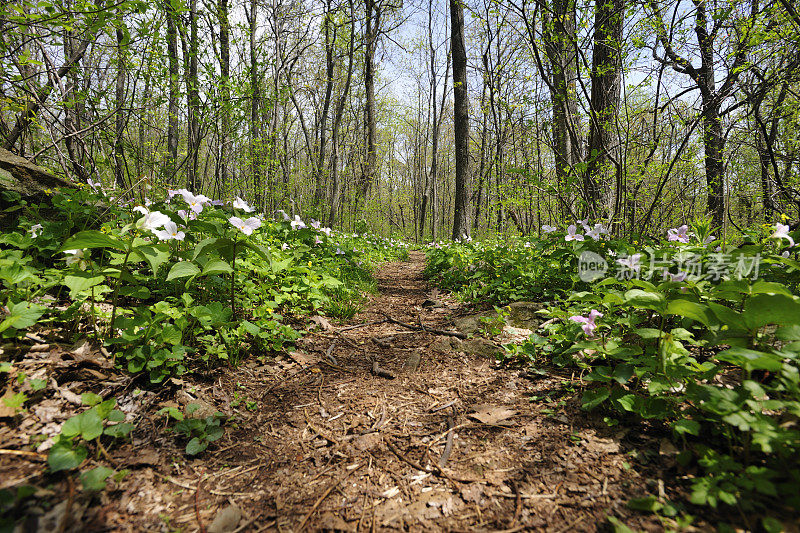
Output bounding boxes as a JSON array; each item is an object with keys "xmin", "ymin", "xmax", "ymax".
[
  {"xmin": 379, "ymin": 313, "xmax": 466, "ymax": 339},
  {"xmin": 338, "ymin": 319, "xmax": 387, "ymax": 332},
  {"xmin": 371, "ymin": 361, "xmax": 396, "ymax": 379}
]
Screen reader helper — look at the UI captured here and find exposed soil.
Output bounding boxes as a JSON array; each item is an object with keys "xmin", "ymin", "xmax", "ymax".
[{"xmin": 2, "ymin": 251, "xmax": 705, "ymax": 531}]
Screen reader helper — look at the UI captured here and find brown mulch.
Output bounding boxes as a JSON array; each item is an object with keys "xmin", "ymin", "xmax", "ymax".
[{"xmin": 1, "ymin": 251, "xmax": 707, "ymax": 531}]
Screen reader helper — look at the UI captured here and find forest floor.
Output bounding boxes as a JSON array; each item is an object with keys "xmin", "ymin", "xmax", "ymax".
[{"xmin": 3, "ymin": 251, "xmax": 700, "ymax": 532}]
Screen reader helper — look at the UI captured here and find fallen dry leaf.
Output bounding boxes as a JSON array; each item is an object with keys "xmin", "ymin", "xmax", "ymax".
[
  {"xmin": 310, "ymin": 315, "xmax": 334, "ymax": 331},
  {"xmin": 467, "ymin": 404, "xmax": 517, "ymax": 426}
]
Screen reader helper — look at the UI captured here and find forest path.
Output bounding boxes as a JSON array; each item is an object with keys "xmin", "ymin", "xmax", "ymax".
[{"xmin": 110, "ymin": 251, "xmax": 660, "ymax": 532}]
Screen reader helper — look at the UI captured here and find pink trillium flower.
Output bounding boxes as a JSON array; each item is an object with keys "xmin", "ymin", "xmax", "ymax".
[
  {"xmin": 542, "ymin": 224, "xmax": 557, "ymax": 233},
  {"xmin": 229, "ymin": 216, "xmax": 262, "ymax": 236},
  {"xmin": 667, "ymin": 225, "xmax": 690, "ymax": 243},
  {"xmin": 310, "ymin": 219, "xmax": 321, "ymax": 230},
  {"xmin": 211, "ymin": 199, "xmax": 225, "ymax": 206},
  {"xmin": 569, "ymin": 309, "xmax": 603, "ymax": 338},
  {"xmin": 320, "ymin": 227, "xmax": 332, "ymax": 236},
  {"xmin": 153, "ymin": 220, "xmax": 185, "ymax": 241},
  {"xmin": 565, "ymin": 224, "xmax": 585, "ymax": 241},
  {"xmin": 276, "ymin": 209, "xmax": 290, "ymax": 221},
  {"xmin": 772, "ymin": 223, "xmax": 795, "ymax": 247}
]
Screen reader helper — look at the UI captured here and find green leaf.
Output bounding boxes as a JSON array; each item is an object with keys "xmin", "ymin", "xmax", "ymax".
[
  {"xmin": 743, "ymin": 294, "xmax": 800, "ymax": 329},
  {"xmin": 104, "ymin": 423, "xmax": 134, "ymax": 438},
  {"xmin": 81, "ymin": 392, "xmax": 103, "ymax": 406},
  {"xmin": 59, "ymin": 230, "xmax": 125, "ymax": 252},
  {"xmin": 672, "ymin": 419, "xmax": 700, "ymax": 436},
  {"xmin": 80, "ymin": 466, "xmax": 114, "ymax": 491},
  {"xmin": 0, "ymin": 301, "xmax": 46, "ymax": 333},
  {"xmin": 202, "ymin": 259, "xmax": 233, "ymax": 276},
  {"xmin": 606, "ymin": 516, "xmax": 636, "ymax": 533},
  {"xmin": 581, "ymin": 387, "xmax": 610, "ymax": 410},
  {"xmin": 624, "ymin": 289, "xmax": 665, "ymax": 311},
  {"xmin": 95, "ymin": 399, "xmax": 117, "ymax": 419},
  {"xmin": 63, "ymin": 272, "xmax": 105, "ymax": 297},
  {"xmin": 185, "ymin": 437, "xmax": 207, "ymax": 455},
  {"xmin": 133, "ymin": 244, "xmax": 170, "ymax": 276},
  {"xmin": 627, "ymin": 495, "xmax": 660, "ymax": 512},
  {"xmin": 166, "ymin": 261, "xmax": 200, "ymax": 281},
  {"xmin": 666, "ymin": 299, "xmax": 716, "ymax": 327},
  {"xmin": 715, "ymin": 347, "xmax": 783, "ymax": 372},
  {"xmin": 48, "ymin": 441, "xmax": 87, "ymax": 472}
]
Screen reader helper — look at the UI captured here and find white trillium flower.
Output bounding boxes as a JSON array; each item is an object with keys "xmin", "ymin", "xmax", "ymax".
[
  {"xmin": 290, "ymin": 215, "xmax": 306, "ymax": 230},
  {"xmin": 541, "ymin": 224, "xmax": 557, "ymax": 233},
  {"xmin": 233, "ymin": 196, "xmax": 254, "ymax": 212},
  {"xmin": 64, "ymin": 249, "xmax": 88, "ymax": 270},
  {"xmin": 136, "ymin": 210, "xmax": 171, "ymax": 231},
  {"xmin": 565, "ymin": 224, "xmax": 585, "ymax": 241},
  {"xmin": 153, "ymin": 220, "xmax": 185, "ymax": 241},
  {"xmin": 229, "ymin": 216, "xmax": 262, "ymax": 236},
  {"xmin": 772, "ymin": 223, "xmax": 795, "ymax": 247}
]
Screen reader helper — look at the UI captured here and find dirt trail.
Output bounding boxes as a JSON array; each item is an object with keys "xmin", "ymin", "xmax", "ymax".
[{"xmin": 46, "ymin": 251, "xmax": 666, "ymax": 531}]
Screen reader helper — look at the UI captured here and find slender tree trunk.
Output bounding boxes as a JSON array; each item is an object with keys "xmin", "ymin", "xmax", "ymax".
[
  {"xmin": 114, "ymin": 25, "xmax": 127, "ymax": 190},
  {"xmin": 450, "ymin": 0, "xmax": 469, "ymax": 239},
  {"xmin": 328, "ymin": 0, "xmax": 356, "ymax": 226},
  {"xmin": 361, "ymin": 0, "xmax": 379, "ymax": 198},
  {"xmin": 219, "ymin": 0, "xmax": 230, "ymax": 192},
  {"xmin": 166, "ymin": 0, "xmax": 179, "ymax": 180},
  {"xmin": 185, "ymin": 0, "xmax": 200, "ymax": 192},
  {"xmin": 246, "ymin": 0, "xmax": 263, "ymax": 208},
  {"xmin": 584, "ymin": 0, "xmax": 624, "ymax": 217}
]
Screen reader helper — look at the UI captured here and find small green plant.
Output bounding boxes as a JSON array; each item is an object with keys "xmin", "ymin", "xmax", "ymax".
[{"xmin": 159, "ymin": 403, "xmax": 227, "ymax": 455}]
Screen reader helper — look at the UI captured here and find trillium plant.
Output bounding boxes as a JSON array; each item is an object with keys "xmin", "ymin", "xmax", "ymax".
[{"xmin": 569, "ymin": 309, "xmax": 603, "ymax": 338}]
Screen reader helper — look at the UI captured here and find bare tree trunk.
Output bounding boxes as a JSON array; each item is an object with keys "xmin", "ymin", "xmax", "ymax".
[
  {"xmin": 219, "ymin": 0, "xmax": 230, "ymax": 192},
  {"xmin": 328, "ymin": 0, "xmax": 356, "ymax": 226},
  {"xmin": 361, "ymin": 0, "xmax": 379, "ymax": 198},
  {"xmin": 114, "ymin": 25, "xmax": 127, "ymax": 190},
  {"xmin": 166, "ymin": 0, "xmax": 179, "ymax": 180},
  {"xmin": 246, "ymin": 0, "xmax": 263, "ymax": 208},
  {"xmin": 584, "ymin": 0, "xmax": 624, "ymax": 217},
  {"xmin": 450, "ymin": 0, "xmax": 469, "ymax": 240}
]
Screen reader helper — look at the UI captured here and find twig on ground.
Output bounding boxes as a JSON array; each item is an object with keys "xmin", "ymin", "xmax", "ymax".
[
  {"xmin": 385, "ymin": 438, "xmax": 475, "ymax": 484},
  {"xmin": 510, "ymin": 479, "xmax": 522, "ymax": 527},
  {"xmin": 438, "ymin": 416, "xmax": 455, "ymax": 467},
  {"xmin": 195, "ymin": 477, "xmax": 207, "ymax": 533},
  {"xmin": 379, "ymin": 312, "xmax": 467, "ymax": 339},
  {"xmin": 304, "ymin": 409, "xmax": 340, "ymax": 445},
  {"xmin": 0, "ymin": 449, "xmax": 47, "ymax": 461},
  {"xmin": 297, "ymin": 466, "xmax": 361, "ymax": 530},
  {"xmin": 338, "ymin": 319, "xmax": 387, "ymax": 332},
  {"xmin": 56, "ymin": 475, "xmax": 74, "ymax": 533}
]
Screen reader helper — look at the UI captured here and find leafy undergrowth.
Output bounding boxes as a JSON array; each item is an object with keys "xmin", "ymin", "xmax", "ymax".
[
  {"xmin": 0, "ymin": 185, "xmax": 409, "ymax": 528},
  {"xmin": 426, "ymin": 220, "xmax": 800, "ymax": 530}
]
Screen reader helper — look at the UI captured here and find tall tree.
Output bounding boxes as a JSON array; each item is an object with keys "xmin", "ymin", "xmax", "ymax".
[
  {"xmin": 165, "ymin": 0, "xmax": 180, "ymax": 179},
  {"xmin": 584, "ymin": 0, "xmax": 624, "ymax": 216},
  {"xmin": 218, "ymin": 0, "xmax": 231, "ymax": 191},
  {"xmin": 648, "ymin": 0, "xmax": 758, "ymax": 229},
  {"xmin": 450, "ymin": 0, "xmax": 469, "ymax": 239}
]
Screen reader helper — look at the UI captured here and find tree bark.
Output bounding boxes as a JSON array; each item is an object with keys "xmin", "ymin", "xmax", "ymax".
[
  {"xmin": 584, "ymin": 0, "xmax": 624, "ymax": 217},
  {"xmin": 450, "ymin": 0, "xmax": 469, "ymax": 240}
]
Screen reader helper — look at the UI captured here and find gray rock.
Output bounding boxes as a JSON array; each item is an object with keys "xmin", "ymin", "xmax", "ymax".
[
  {"xmin": 460, "ymin": 338, "xmax": 502, "ymax": 359},
  {"xmin": 208, "ymin": 504, "xmax": 242, "ymax": 533}
]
